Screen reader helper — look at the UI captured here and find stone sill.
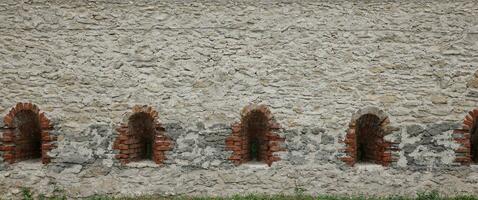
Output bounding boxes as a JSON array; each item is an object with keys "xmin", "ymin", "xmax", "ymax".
[
  {"xmin": 354, "ymin": 163, "xmax": 384, "ymax": 171},
  {"xmin": 7, "ymin": 159, "xmax": 43, "ymax": 170},
  {"xmin": 470, "ymin": 164, "xmax": 478, "ymax": 170},
  {"xmin": 240, "ymin": 161, "xmax": 270, "ymax": 169},
  {"xmin": 125, "ymin": 160, "xmax": 161, "ymax": 168}
]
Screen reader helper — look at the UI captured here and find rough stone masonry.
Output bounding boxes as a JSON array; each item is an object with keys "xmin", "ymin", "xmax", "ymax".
[{"xmin": 0, "ymin": 0, "xmax": 478, "ymax": 198}]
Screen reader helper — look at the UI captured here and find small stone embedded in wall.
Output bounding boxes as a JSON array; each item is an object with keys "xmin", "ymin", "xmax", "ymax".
[
  {"xmin": 467, "ymin": 71, "xmax": 478, "ymax": 89},
  {"xmin": 431, "ymin": 95, "xmax": 448, "ymax": 104}
]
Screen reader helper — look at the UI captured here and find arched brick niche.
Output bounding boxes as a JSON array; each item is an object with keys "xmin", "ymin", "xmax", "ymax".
[
  {"xmin": 225, "ymin": 104, "xmax": 285, "ymax": 166},
  {"xmin": 113, "ymin": 105, "xmax": 173, "ymax": 165},
  {"xmin": 0, "ymin": 103, "xmax": 56, "ymax": 164},
  {"xmin": 453, "ymin": 108, "xmax": 478, "ymax": 165},
  {"xmin": 340, "ymin": 107, "xmax": 399, "ymax": 166}
]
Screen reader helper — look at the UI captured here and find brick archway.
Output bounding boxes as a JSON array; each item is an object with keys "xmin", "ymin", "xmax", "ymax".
[
  {"xmin": 113, "ymin": 105, "xmax": 173, "ymax": 165},
  {"xmin": 454, "ymin": 108, "xmax": 478, "ymax": 165},
  {"xmin": 226, "ymin": 104, "xmax": 284, "ymax": 166},
  {"xmin": 0, "ymin": 103, "xmax": 56, "ymax": 164},
  {"xmin": 341, "ymin": 107, "xmax": 398, "ymax": 166}
]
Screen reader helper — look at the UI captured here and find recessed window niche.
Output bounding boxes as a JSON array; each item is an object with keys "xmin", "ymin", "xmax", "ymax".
[
  {"xmin": 454, "ymin": 108, "xmax": 478, "ymax": 165},
  {"xmin": 226, "ymin": 104, "xmax": 284, "ymax": 166},
  {"xmin": 113, "ymin": 105, "xmax": 173, "ymax": 165},
  {"xmin": 0, "ymin": 103, "xmax": 56, "ymax": 164},
  {"xmin": 341, "ymin": 107, "xmax": 398, "ymax": 167}
]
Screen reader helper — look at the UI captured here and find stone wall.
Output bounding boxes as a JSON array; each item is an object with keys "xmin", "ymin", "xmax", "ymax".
[{"xmin": 0, "ymin": 0, "xmax": 478, "ymax": 198}]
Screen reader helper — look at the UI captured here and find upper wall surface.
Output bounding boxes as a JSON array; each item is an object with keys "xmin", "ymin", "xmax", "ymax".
[{"xmin": 0, "ymin": 0, "xmax": 476, "ymax": 129}]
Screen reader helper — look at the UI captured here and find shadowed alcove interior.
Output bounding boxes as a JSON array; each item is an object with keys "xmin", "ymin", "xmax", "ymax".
[
  {"xmin": 356, "ymin": 114, "xmax": 384, "ymax": 163},
  {"xmin": 243, "ymin": 109, "xmax": 269, "ymax": 163},
  {"xmin": 13, "ymin": 110, "xmax": 42, "ymax": 161},
  {"xmin": 472, "ymin": 117, "xmax": 478, "ymax": 163},
  {"xmin": 127, "ymin": 112, "xmax": 155, "ymax": 161}
]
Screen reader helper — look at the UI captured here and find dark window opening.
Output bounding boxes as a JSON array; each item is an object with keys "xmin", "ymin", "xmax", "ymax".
[
  {"xmin": 13, "ymin": 110, "xmax": 42, "ymax": 161},
  {"xmin": 143, "ymin": 139, "xmax": 153, "ymax": 160},
  {"xmin": 128, "ymin": 112, "xmax": 154, "ymax": 161},
  {"xmin": 244, "ymin": 110, "xmax": 269, "ymax": 163},
  {"xmin": 356, "ymin": 114, "xmax": 382, "ymax": 163},
  {"xmin": 471, "ymin": 118, "xmax": 478, "ymax": 163}
]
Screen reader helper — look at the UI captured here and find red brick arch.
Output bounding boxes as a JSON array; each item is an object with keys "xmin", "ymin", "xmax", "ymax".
[
  {"xmin": 454, "ymin": 108, "xmax": 478, "ymax": 165},
  {"xmin": 226, "ymin": 104, "xmax": 284, "ymax": 166},
  {"xmin": 341, "ymin": 107, "xmax": 398, "ymax": 166},
  {"xmin": 113, "ymin": 105, "xmax": 173, "ymax": 165},
  {"xmin": 0, "ymin": 102, "xmax": 56, "ymax": 164}
]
